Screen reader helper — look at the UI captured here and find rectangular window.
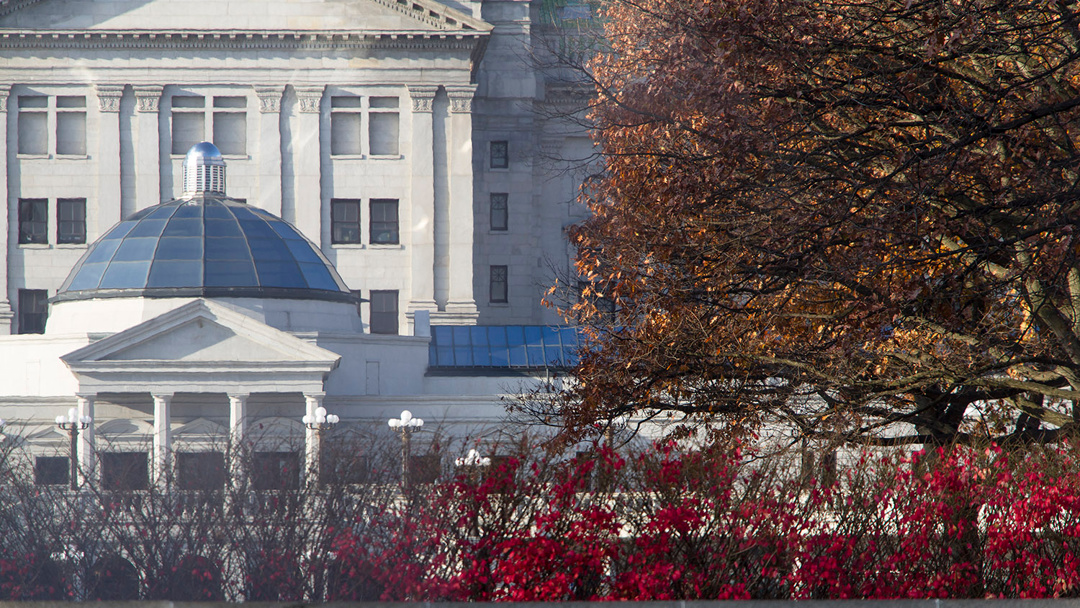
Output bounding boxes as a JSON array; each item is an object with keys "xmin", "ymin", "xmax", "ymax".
[
  {"xmin": 100, "ymin": 452, "xmax": 149, "ymax": 491},
  {"xmin": 369, "ymin": 290, "xmax": 399, "ymax": 335},
  {"xmin": 368, "ymin": 97, "xmax": 399, "ymax": 156},
  {"xmin": 253, "ymin": 451, "xmax": 300, "ymax": 490},
  {"xmin": 490, "ymin": 192, "xmax": 508, "ymax": 231},
  {"xmin": 171, "ymin": 96, "xmax": 205, "ymax": 154},
  {"xmin": 177, "ymin": 452, "xmax": 226, "ymax": 491},
  {"xmin": 490, "ymin": 265, "xmax": 508, "ymax": 303},
  {"xmin": 17, "ymin": 96, "xmax": 47, "ymax": 155},
  {"xmin": 34, "ymin": 456, "xmax": 69, "ymax": 486},
  {"xmin": 213, "ymin": 96, "xmax": 247, "ymax": 155},
  {"xmin": 18, "ymin": 198, "xmax": 47, "ymax": 244},
  {"xmin": 331, "ymin": 199, "xmax": 362, "ymax": 244},
  {"xmin": 330, "ymin": 96, "xmax": 362, "ymax": 156},
  {"xmin": 55, "ymin": 96, "xmax": 87, "ymax": 156},
  {"xmin": 408, "ymin": 453, "xmax": 440, "ymax": 486},
  {"xmin": 490, "ymin": 140, "xmax": 509, "ymax": 169},
  {"xmin": 369, "ymin": 198, "xmax": 399, "ymax": 244},
  {"xmin": 171, "ymin": 95, "xmax": 247, "ymax": 155},
  {"xmin": 57, "ymin": 198, "xmax": 87, "ymax": 244},
  {"xmin": 18, "ymin": 289, "xmax": 47, "ymax": 335}
]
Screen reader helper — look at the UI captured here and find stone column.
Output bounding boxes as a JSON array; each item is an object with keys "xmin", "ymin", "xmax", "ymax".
[
  {"xmin": 254, "ymin": 86, "xmax": 283, "ymax": 216},
  {"xmin": 303, "ymin": 393, "xmax": 324, "ymax": 483},
  {"xmin": 95, "ymin": 85, "xmax": 124, "ymax": 235},
  {"xmin": 133, "ymin": 86, "xmax": 162, "ymax": 211},
  {"xmin": 0, "ymin": 85, "xmax": 12, "ymax": 334},
  {"xmin": 151, "ymin": 392, "xmax": 172, "ymax": 487},
  {"xmin": 292, "ymin": 86, "xmax": 324, "ymax": 243},
  {"xmin": 444, "ymin": 86, "xmax": 478, "ymax": 323},
  {"xmin": 228, "ymin": 393, "xmax": 248, "ymax": 482},
  {"xmin": 406, "ymin": 85, "xmax": 439, "ymax": 327},
  {"xmin": 76, "ymin": 393, "xmax": 96, "ymax": 486}
]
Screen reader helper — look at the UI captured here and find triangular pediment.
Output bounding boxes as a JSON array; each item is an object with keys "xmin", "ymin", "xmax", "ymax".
[
  {"xmin": 0, "ymin": 0, "xmax": 489, "ymax": 33},
  {"xmin": 62, "ymin": 299, "xmax": 340, "ymax": 367}
]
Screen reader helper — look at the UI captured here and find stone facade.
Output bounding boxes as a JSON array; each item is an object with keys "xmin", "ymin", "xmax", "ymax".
[{"xmin": 0, "ymin": 0, "xmax": 589, "ymax": 336}]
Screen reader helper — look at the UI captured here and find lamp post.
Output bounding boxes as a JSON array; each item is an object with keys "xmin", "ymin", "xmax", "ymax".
[
  {"xmin": 388, "ymin": 410, "xmax": 423, "ymax": 486},
  {"xmin": 56, "ymin": 408, "xmax": 91, "ymax": 491},
  {"xmin": 302, "ymin": 406, "xmax": 339, "ymax": 483}
]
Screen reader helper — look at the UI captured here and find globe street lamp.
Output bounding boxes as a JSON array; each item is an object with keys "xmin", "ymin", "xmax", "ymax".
[
  {"xmin": 388, "ymin": 410, "xmax": 423, "ymax": 486},
  {"xmin": 455, "ymin": 449, "xmax": 491, "ymax": 468},
  {"xmin": 56, "ymin": 408, "xmax": 91, "ymax": 491}
]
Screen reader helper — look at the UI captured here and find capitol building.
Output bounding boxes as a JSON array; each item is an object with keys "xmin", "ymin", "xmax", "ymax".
[{"xmin": 0, "ymin": 0, "xmax": 590, "ymax": 489}]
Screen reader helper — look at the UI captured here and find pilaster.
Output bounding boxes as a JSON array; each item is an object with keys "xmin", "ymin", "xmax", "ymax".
[
  {"xmin": 255, "ymin": 86, "xmax": 283, "ymax": 216},
  {"xmin": 407, "ymin": 85, "xmax": 439, "ymax": 325},
  {"xmin": 292, "ymin": 86, "xmax": 323, "ymax": 243},
  {"xmin": 96, "ymin": 85, "xmax": 124, "ymax": 235},
  {"xmin": 133, "ymin": 86, "xmax": 162, "ymax": 211},
  {"xmin": 0, "ymin": 85, "xmax": 11, "ymax": 334},
  {"xmin": 440, "ymin": 85, "xmax": 479, "ymax": 324},
  {"xmin": 228, "ymin": 393, "xmax": 248, "ymax": 484}
]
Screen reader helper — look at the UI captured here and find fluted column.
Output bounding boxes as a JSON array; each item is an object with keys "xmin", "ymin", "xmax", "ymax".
[
  {"xmin": 292, "ymin": 86, "xmax": 324, "ymax": 243},
  {"xmin": 444, "ymin": 86, "xmax": 478, "ymax": 322},
  {"xmin": 76, "ymin": 394, "xmax": 96, "ymax": 486},
  {"xmin": 0, "ymin": 85, "xmax": 11, "ymax": 334},
  {"xmin": 255, "ymin": 86, "xmax": 283, "ymax": 216},
  {"xmin": 96, "ymin": 85, "xmax": 124, "ymax": 235},
  {"xmin": 133, "ymin": 86, "xmax": 162, "ymax": 211},
  {"xmin": 407, "ymin": 85, "xmax": 439, "ymax": 327},
  {"xmin": 152, "ymin": 393, "xmax": 172, "ymax": 487}
]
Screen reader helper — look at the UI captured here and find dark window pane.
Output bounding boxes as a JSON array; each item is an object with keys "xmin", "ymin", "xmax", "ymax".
[
  {"xmin": 177, "ymin": 452, "xmax": 225, "ymax": 491},
  {"xmin": 490, "ymin": 265, "xmax": 508, "ymax": 303},
  {"xmin": 147, "ymin": 260, "xmax": 203, "ymax": 287},
  {"xmin": 66, "ymin": 262, "xmax": 107, "ymax": 291},
  {"xmin": 331, "ymin": 199, "xmax": 361, "ymax": 244},
  {"xmin": 18, "ymin": 289, "xmax": 47, "ymax": 334},
  {"xmin": 254, "ymin": 261, "xmax": 306, "ymax": 288},
  {"xmin": 204, "ymin": 237, "xmax": 249, "ymax": 260},
  {"xmin": 161, "ymin": 218, "xmax": 203, "ymax": 237},
  {"xmin": 490, "ymin": 140, "xmax": 508, "ymax": 169},
  {"xmin": 57, "ymin": 198, "xmax": 87, "ymax": 244},
  {"xmin": 369, "ymin": 199, "xmax": 399, "ymax": 244},
  {"xmin": 35, "ymin": 456, "xmax": 69, "ymax": 485},
  {"xmin": 204, "ymin": 260, "xmax": 258, "ymax": 286},
  {"xmin": 112, "ymin": 237, "xmax": 159, "ymax": 262},
  {"xmin": 253, "ymin": 452, "xmax": 300, "ymax": 490},
  {"xmin": 18, "ymin": 198, "xmax": 47, "ymax": 244},
  {"xmin": 99, "ymin": 261, "xmax": 152, "ymax": 288},
  {"xmin": 369, "ymin": 290, "xmax": 398, "ymax": 335},
  {"xmin": 101, "ymin": 452, "xmax": 149, "ymax": 491},
  {"xmin": 490, "ymin": 192, "xmax": 508, "ymax": 231},
  {"xmin": 154, "ymin": 237, "xmax": 203, "ymax": 260}
]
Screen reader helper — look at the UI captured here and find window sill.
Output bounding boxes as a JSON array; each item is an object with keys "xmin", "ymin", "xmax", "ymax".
[
  {"xmin": 488, "ymin": 301, "xmax": 510, "ymax": 307},
  {"xmin": 488, "ymin": 229, "xmax": 509, "ymax": 235},
  {"xmin": 369, "ymin": 154, "xmax": 404, "ymax": 161},
  {"xmin": 18, "ymin": 243, "xmax": 51, "ymax": 249},
  {"xmin": 488, "ymin": 166, "xmax": 510, "ymax": 172},
  {"xmin": 56, "ymin": 243, "xmax": 88, "ymax": 249},
  {"xmin": 331, "ymin": 154, "xmax": 365, "ymax": 160},
  {"xmin": 368, "ymin": 243, "xmax": 404, "ymax": 250},
  {"xmin": 331, "ymin": 243, "xmax": 366, "ymax": 249},
  {"xmin": 55, "ymin": 154, "xmax": 90, "ymax": 160},
  {"xmin": 16, "ymin": 154, "xmax": 50, "ymax": 160}
]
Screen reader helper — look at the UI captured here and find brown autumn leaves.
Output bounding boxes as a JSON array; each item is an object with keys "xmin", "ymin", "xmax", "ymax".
[{"xmin": 549, "ymin": 0, "xmax": 1080, "ymax": 446}]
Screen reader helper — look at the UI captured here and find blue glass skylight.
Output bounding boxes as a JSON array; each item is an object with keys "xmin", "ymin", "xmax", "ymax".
[
  {"xmin": 56, "ymin": 195, "xmax": 353, "ymax": 303},
  {"xmin": 429, "ymin": 325, "xmax": 583, "ymax": 370}
]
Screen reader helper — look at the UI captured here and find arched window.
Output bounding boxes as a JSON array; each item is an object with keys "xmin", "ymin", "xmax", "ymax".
[{"xmin": 86, "ymin": 555, "xmax": 139, "ymax": 600}]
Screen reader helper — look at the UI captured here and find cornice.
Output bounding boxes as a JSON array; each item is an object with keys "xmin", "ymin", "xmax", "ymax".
[
  {"xmin": 0, "ymin": 29, "xmax": 489, "ymax": 51},
  {"xmin": 368, "ymin": 0, "xmax": 491, "ymax": 33}
]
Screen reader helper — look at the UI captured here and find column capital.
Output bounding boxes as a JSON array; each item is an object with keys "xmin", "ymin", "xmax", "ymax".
[
  {"xmin": 133, "ymin": 85, "xmax": 163, "ymax": 113},
  {"xmin": 295, "ymin": 86, "xmax": 324, "ymax": 114},
  {"xmin": 96, "ymin": 85, "xmax": 124, "ymax": 113},
  {"xmin": 75, "ymin": 393, "xmax": 97, "ymax": 403},
  {"xmin": 0, "ymin": 85, "xmax": 11, "ymax": 113},
  {"xmin": 407, "ymin": 84, "xmax": 440, "ymax": 113},
  {"xmin": 254, "ymin": 85, "xmax": 283, "ymax": 114},
  {"xmin": 303, "ymin": 392, "xmax": 326, "ymax": 404},
  {"xmin": 446, "ymin": 85, "xmax": 477, "ymax": 114},
  {"xmin": 227, "ymin": 392, "xmax": 250, "ymax": 402},
  {"xmin": 151, "ymin": 392, "xmax": 174, "ymax": 402}
]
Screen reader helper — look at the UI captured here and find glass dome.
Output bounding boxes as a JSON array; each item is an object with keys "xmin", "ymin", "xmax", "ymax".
[{"xmin": 55, "ymin": 194, "xmax": 354, "ymax": 303}]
